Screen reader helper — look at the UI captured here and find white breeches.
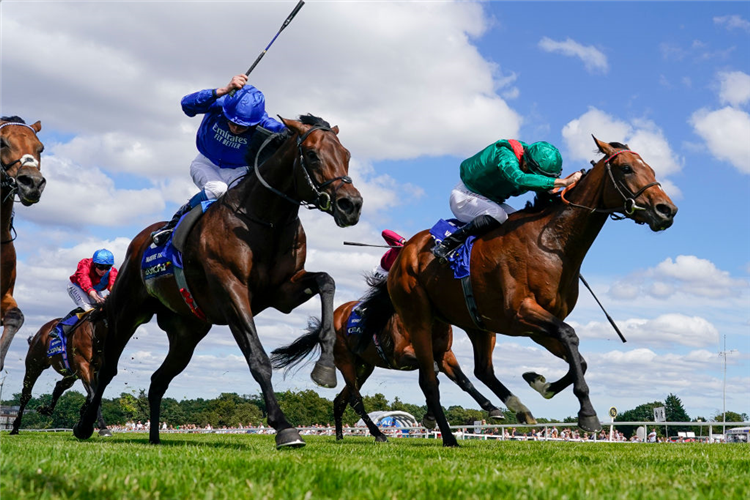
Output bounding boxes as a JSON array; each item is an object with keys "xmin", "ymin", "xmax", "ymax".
[
  {"xmin": 67, "ymin": 283, "xmax": 106, "ymax": 311},
  {"xmin": 189, "ymin": 153, "xmax": 248, "ymax": 200},
  {"xmin": 449, "ymin": 181, "xmax": 516, "ymax": 224}
]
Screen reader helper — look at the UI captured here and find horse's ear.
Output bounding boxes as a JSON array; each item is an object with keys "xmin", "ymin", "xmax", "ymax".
[
  {"xmin": 332, "ymin": 125, "xmax": 339, "ymax": 135},
  {"xmin": 31, "ymin": 121, "xmax": 42, "ymax": 133},
  {"xmin": 281, "ymin": 117, "xmax": 305, "ymax": 136},
  {"xmin": 592, "ymin": 135, "xmax": 614, "ymax": 156}
]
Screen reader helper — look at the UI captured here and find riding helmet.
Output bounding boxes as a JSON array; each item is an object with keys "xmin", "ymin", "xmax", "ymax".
[
  {"xmin": 222, "ymin": 85, "xmax": 266, "ymax": 127},
  {"xmin": 524, "ymin": 141, "xmax": 563, "ymax": 178},
  {"xmin": 92, "ymin": 249, "xmax": 115, "ymax": 266}
]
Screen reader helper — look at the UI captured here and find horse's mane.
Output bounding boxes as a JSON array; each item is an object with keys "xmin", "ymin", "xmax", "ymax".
[
  {"xmin": 243, "ymin": 114, "xmax": 332, "ymax": 168},
  {"xmin": 1, "ymin": 116, "xmax": 26, "ymax": 123},
  {"xmin": 355, "ymin": 273, "xmax": 396, "ymax": 355}
]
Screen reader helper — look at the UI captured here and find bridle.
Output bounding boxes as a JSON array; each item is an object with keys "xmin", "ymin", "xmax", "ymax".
[
  {"xmin": 1, "ymin": 122, "xmax": 42, "ymax": 243},
  {"xmin": 253, "ymin": 124, "xmax": 352, "ymax": 213},
  {"xmin": 1, "ymin": 122, "xmax": 42, "ymax": 200},
  {"xmin": 560, "ymin": 149, "xmax": 661, "ymax": 220}
]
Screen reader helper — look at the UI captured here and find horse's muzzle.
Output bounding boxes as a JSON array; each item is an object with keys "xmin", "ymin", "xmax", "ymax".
[
  {"xmin": 16, "ymin": 171, "xmax": 46, "ymax": 206},
  {"xmin": 333, "ymin": 193, "xmax": 363, "ymax": 227},
  {"xmin": 649, "ymin": 202, "xmax": 677, "ymax": 231}
]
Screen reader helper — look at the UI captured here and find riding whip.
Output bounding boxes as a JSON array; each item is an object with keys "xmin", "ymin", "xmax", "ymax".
[
  {"xmin": 229, "ymin": 0, "xmax": 305, "ymax": 96},
  {"xmin": 344, "ymin": 241, "xmax": 401, "ymax": 249},
  {"xmin": 579, "ymin": 274, "xmax": 627, "ymax": 343}
]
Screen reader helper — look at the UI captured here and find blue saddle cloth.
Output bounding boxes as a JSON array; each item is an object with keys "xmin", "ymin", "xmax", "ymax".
[
  {"xmin": 429, "ymin": 219, "xmax": 475, "ymax": 279},
  {"xmin": 142, "ymin": 200, "xmax": 216, "ymax": 278},
  {"xmin": 48, "ymin": 313, "xmax": 81, "ymax": 374},
  {"xmin": 346, "ymin": 303, "xmax": 364, "ymax": 337}
]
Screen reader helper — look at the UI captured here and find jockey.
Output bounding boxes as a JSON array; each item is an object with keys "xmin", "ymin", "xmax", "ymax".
[
  {"xmin": 152, "ymin": 74, "xmax": 287, "ymax": 245},
  {"xmin": 67, "ymin": 249, "xmax": 118, "ymax": 311},
  {"xmin": 432, "ymin": 139, "xmax": 582, "ymax": 262},
  {"xmin": 373, "ymin": 229, "xmax": 406, "ymax": 280}
]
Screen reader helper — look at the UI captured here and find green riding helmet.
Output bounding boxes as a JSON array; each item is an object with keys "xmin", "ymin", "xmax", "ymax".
[{"xmin": 524, "ymin": 141, "xmax": 563, "ymax": 178}]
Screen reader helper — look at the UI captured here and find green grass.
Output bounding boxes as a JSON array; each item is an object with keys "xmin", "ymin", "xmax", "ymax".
[{"xmin": 1, "ymin": 432, "xmax": 748, "ymax": 499}]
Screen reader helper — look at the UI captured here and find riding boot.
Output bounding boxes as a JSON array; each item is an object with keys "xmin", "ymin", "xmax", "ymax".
[
  {"xmin": 432, "ymin": 214, "xmax": 501, "ymax": 264},
  {"xmin": 152, "ymin": 190, "xmax": 209, "ymax": 246}
]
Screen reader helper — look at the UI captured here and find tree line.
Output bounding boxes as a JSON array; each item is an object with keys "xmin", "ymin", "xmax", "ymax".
[{"xmin": 3, "ymin": 390, "xmax": 746, "ymax": 436}]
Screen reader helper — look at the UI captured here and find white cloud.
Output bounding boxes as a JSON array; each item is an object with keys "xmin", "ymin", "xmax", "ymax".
[
  {"xmin": 690, "ymin": 106, "xmax": 750, "ymax": 174},
  {"xmin": 561, "ymin": 108, "xmax": 682, "ymax": 197},
  {"xmin": 608, "ymin": 255, "xmax": 749, "ymax": 300},
  {"xmin": 572, "ymin": 314, "xmax": 720, "ymax": 348},
  {"xmin": 19, "ymin": 156, "xmax": 164, "ymax": 228},
  {"xmin": 718, "ymin": 71, "xmax": 750, "ymax": 107},
  {"xmin": 714, "ymin": 15, "xmax": 750, "ymax": 32},
  {"xmin": 538, "ymin": 37, "xmax": 608, "ymax": 74}
]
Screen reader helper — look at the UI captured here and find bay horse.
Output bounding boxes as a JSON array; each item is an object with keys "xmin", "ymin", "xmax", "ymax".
[
  {"xmin": 10, "ymin": 305, "xmax": 111, "ymax": 436},
  {"xmin": 1, "ymin": 116, "xmax": 46, "ymax": 371},
  {"xmin": 358, "ymin": 136, "xmax": 677, "ymax": 446},
  {"xmin": 74, "ymin": 115, "xmax": 362, "ymax": 448},
  {"xmin": 271, "ymin": 275, "xmax": 505, "ymax": 442}
]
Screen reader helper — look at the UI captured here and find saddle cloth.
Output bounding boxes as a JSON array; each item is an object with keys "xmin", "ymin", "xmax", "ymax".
[{"xmin": 428, "ymin": 219, "xmax": 476, "ymax": 279}]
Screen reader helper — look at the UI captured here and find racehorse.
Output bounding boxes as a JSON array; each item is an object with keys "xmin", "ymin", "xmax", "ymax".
[
  {"xmin": 357, "ymin": 136, "xmax": 677, "ymax": 446},
  {"xmin": 272, "ymin": 275, "xmax": 505, "ymax": 442},
  {"xmin": 74, "ymin": 115, "xmax": 362, "ymax": 448},
  {"xmin": 0, "ymin": 116, "xmax": 46, "ymax": 371},
  {"xmin": 10, "ymin": 305, "xmax": 111, "ymax": 436}
]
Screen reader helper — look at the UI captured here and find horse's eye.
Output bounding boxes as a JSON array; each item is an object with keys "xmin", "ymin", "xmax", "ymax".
[
  {"xmin": 0, "ymin": 138, "xmax": 6, "ymax": 149},
  {"xmin": 621, "ymin": 165, "xmax": 633, "ymax": 174},
  {"xmin": 306, "ymin": 150, "xmax": 319, "ymax": 161}
]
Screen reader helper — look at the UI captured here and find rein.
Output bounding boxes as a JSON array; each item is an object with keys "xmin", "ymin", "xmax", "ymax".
[
  {"xmin": 253, "ymin": 123, "xmax": 352, "ymax": 213},
  {"xmin": 559, "ymin": 150, "xmax": 661, "ymax": 219}
]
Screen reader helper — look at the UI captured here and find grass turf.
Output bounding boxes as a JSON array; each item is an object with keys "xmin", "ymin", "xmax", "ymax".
[{"xmin": 1, "ymin": 432, "xmax": 748, "ymax": 499}]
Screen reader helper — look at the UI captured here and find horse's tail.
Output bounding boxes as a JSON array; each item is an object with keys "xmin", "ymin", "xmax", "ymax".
[
  {"xmin": 270, "ymin": 317, "xmax": 324, "ymax": 373},
  {"xmin": 356, "ymin": 273, "xmax": 396, "ymax": 354}
]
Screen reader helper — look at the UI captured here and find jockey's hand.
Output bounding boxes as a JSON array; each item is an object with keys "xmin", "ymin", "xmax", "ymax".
[
  {"xmin": 216, "ymin": 74, "xmax": 249, "ymax": 97},
  {"xmin": 553, "ymin": 171, "xmax": 583, "ymax": 189},
  {"xmin": 89, "ymin": 290, "xmax": 105, "ymax": 304}
]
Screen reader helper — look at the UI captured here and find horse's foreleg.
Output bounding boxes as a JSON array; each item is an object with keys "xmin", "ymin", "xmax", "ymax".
[
  {"xmin": 439, "ymin": 350, "xmax": 503, "ymax": 420},
  {"xmin": 223, "ymin": 285, "xmax": 304, "ymax": 449},
  {"xmin": 0, "ymin": 306, "xmax": 24, "ymax": 371},
  {"xmin": 148, "ymin": 312, "xmax": 210, "ymax": 444},
  {"xmin": 39, "ymin": 376, "xmax": 76, "ymax": 416},
  {"xmin": 464, "ymin": 329, "xmax": 536, "ymax": 424},
  {"xmin": 344, "ymin": 362, "xmax": 386, "ymax": 442},
  {"xmin": 75, "ymin": 304, "xmax": 152, "ymax": 440},
  {"xmin": 517, "ymin": 298, "xmax": 600, "ymax": 432},
  {"xmin": 272, "ymin": 271, "xmax": 337, "ymax": 388},
  {"xmin": 78, "ymin": 363, "xmax": 111, "ymax": 436},
  {"xmin": 9, "ymin": 358, "xmax": 46, "ymax": 435}
]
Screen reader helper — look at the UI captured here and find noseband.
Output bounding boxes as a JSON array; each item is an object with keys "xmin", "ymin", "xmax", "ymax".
[
  {"xmin": 0, "ymin": 122, "xmax": 42, "ymax": 201},
  {"xmin": 253, "ymin": 124, "xmax": 352, "ymax": 213},
  {"xmin": 561, "ymin": 149, "xmax": 661, "ymax": 219}
]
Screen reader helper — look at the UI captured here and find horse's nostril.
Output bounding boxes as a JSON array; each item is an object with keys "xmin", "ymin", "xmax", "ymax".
[
  {"xmin": 17, "ymin": 175, "xmax": 33, "ymax": 187},
  {"xmin": 656, "ymin": 203, "xmax": 673, "ymax": 219},
  {"xmin": 337, "ymin": 197, "xmax": 354, "ymax": 215}
]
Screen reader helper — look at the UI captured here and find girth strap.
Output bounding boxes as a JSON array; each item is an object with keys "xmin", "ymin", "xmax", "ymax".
[{"xmin": 461, "ymin": 275, "xmax": 487, "ymax": 330}]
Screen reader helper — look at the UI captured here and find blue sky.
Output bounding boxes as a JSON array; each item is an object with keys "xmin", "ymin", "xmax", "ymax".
[{"xmin": 2, "ymin": 1, "xmax": 748, "ymax": 424}]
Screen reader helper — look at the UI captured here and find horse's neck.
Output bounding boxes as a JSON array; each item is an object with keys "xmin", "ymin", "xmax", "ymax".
[
  {"xmin": 227, "ymin": 139, "xmax": 302, "ymax": 224},
  {"xmin": 541, "ymin": 166, "xmax": 609, "ymax": 263},
  {"xmin": 1, "ymin": 190, "xmax": 13, "ymax": 238}
]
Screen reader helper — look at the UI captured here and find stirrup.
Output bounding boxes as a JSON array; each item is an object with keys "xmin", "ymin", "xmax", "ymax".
[
  {"xmin": 432, "ymin": 244, "xmax": 454, "ymax": 265},
  {"xmin": 151, "ymin": 228, "xmax": 173, "ymax": 246}
]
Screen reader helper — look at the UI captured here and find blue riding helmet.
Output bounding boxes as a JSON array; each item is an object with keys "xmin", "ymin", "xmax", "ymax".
[
  {"xmin": 92, "ymin": 249, "xmax": 115, "ymax": 266},
  {"xmin": 222, "ymin": 85, "xmax": 266, "ymax": 127}
]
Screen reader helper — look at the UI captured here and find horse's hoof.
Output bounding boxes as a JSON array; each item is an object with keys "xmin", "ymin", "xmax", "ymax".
[
  {"xmin": 443, "ymin": 438, "xmax": 460, "ymax": 448},
  {"xmin": 98, "ymin": 429, "xmax": 113, "ymax": 437},
  {"xmin": 516, "ymin": 411, "xmax": 537, "ymax": 425},
  {"xmin": 421, "ymin": 416, "xmax": 437, "ymax": 430},
  {"xmin": 73, "ymin": 422, "xmax": 94, "ymax": 440},
  {"xmin": 488, "ymin": 409, "xmax": 505, "ymax": 420},
  {"xmin": 276, "ymin": 428, "xmax": 306, "ymax": 449},
  {"xmin": 150, "ymin": 438, "xmax": 161, "ymax": 445},
  {"xmin": 374, "ymin": 435, "xmax": 388, "ymax": 443},
  {"xmin": 9, "ymin": 429, "xmax": 19, "ymax": 436},
  {"xmin": 578, "ymin": 413, "xmax": 602, "ymax": 433},
  {"xmin": 522, "ymin": 371, "xmax": 543, "ymax": 384},
  {"xmin": 311, "ymin": 362, "xmax": 337, "ymax": 388},
  {"xmin": 336, "ymin": 435, "xmax": 344, "ymax": 441}
]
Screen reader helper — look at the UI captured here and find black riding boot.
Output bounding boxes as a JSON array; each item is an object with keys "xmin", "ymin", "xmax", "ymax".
[
  {"xmin": 432, "ymin": 214, "xmax": 501, "ymax": 263},
  {"xmin": 151, "ymin": 190, "xmax": 209, "ymax": 246}
]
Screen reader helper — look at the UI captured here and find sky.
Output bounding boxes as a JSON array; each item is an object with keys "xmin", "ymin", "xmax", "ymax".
[{"xmin": 1, "ymin": 0, "xmax": 748, "ymax": 424}]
